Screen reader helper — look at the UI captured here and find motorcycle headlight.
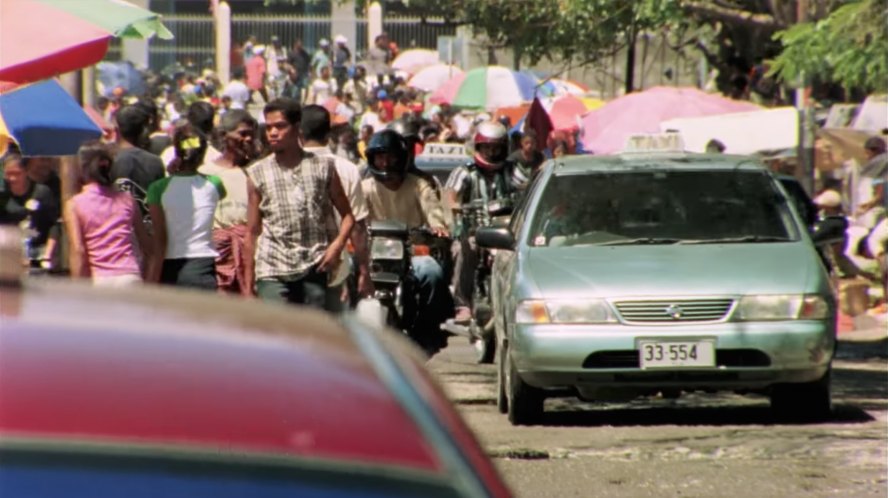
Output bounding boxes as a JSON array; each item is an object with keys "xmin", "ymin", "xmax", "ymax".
[
  {"xmin": 370, "ymin": 238, "xmax": 405, "ymax": 260},
  {"xmin": 734, "ymin": 294, "xmax": 829, "ymax": 321},
  {"xmin": 516, "ymin": 299, "xmax": 617, "ymax": 324}
]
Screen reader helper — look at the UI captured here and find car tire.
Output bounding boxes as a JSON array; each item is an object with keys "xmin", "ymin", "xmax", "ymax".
[
  {"xmin": 770, "ymin": 369, "xmax": 832, "ymax": 422},
  {"xmin": 496, "ymin": 342, "xmax": 508, "ymax": 414},
  {"xmin": 507, "ymin": 354, "xmax": 544, "ymax": 426}
]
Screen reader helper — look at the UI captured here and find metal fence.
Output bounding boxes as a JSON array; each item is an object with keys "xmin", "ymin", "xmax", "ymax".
[{"xmin": 107, "ymin": 14, "xmax": 456, "ymax": 73}]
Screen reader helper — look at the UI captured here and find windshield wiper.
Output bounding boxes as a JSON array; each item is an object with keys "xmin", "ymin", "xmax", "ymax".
[
  {"xmin": 680, "ymin": 235, "xmax": 791, "ymax": 244},
  {"xmin": 596, "ymin": 237, "xmax": 682, "ymax": 246}
]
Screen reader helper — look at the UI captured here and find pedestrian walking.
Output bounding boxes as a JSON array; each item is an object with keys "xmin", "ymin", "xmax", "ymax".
[
  {"xmin": 109, "ymin": 105, "xmax": 166, "ymax": 220},
  {"xmin": 222, "ymin": 67, "xmax": 251, "ymax": 110},
  {"xmin": 64, "ymin": 143, "xmax": 151, "ymax": 287},
  {"xmin": 246, "ymin": 45, "xmax": 269, "ymax": 104},
  {"xmin": 306, "ymin": 65, "xmax": 337, "ymax": 105},
  {"xmin": 0, "ymin": 151, "xmax": 60, "ymax": 268},
  {"xmin": 332, "ymin": 35, "xmax": 351, "ymax": 92},
  {"xmin": 198, "ymin": 109, "xmax": 258, "ymax": 293},
  {"xmin": 301, "ymin": 104, "xmax": 373, "ymax": 311},
  {"xmin": 146, "ymin": 121, "xmax": 226, "ymax": 290},
  {"xmin": 311, "ymin": 39, "xmax": 332, "ymax": 79},
  {"xmin": 242, "ymin": 98, "xmax": 355, "ymax": 307}
]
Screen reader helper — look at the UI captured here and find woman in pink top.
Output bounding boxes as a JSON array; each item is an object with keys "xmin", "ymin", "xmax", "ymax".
[{"xmin": 64, "ymin": 143, "xmax": 153, "ymax": 287}]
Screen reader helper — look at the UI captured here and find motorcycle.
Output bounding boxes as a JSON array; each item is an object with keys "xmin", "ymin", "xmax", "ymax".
[
  {"xmin": 364, "ymin": 220, "xmax": 451, "ymax": 355},
  {"xmin": 442, "ymin": 197, "xmax": 514, "ymax": 364}
]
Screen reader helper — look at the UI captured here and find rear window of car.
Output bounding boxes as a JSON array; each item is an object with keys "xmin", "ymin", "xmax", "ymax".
[{"xmin": 527, "ymin": 169, "xmax": 799, "ymax": 247}]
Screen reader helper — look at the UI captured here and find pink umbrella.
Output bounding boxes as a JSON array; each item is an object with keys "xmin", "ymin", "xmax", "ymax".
[
  {"xmin": 428, "ymin": 72, "xmax": 465, "ymax": 105},
  {"xmin": 391, "ymin": 49, "xmax": 439, "ymax": 74},
  {"xmin": 408, "ymin": 64, "xmax": 464, "ymax": 92},
  {"xmin": 580, "ymin": 86, "xmax": 760, "ymax": 154}
]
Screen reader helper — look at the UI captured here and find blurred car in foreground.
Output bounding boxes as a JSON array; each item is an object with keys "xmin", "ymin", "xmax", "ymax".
[
  {"xmin": 0, "ymin": 245, "xmax": 511, "ymax": 497},
  {"xmin": 478, "ymin": 143, "xmax": 844, "ymax": 425}
]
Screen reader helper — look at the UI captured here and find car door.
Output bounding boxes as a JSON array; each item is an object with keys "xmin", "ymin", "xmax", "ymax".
[{"xmin": 494, "ymin": 174, "xmax": 544, "ymax": 341}]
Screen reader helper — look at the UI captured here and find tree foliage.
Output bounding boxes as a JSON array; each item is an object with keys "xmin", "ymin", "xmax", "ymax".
[{"xmin": 769, "ymin": 0, "xmax": 888, "ymax": 92}]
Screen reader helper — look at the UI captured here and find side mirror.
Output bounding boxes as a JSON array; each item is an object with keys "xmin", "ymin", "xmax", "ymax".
[
  {"xmin": 810, "ymin": 215, "xmax": 848, "ymax": 245},
  {"xmin": 476, "ymin": 227, "xmax": 515, "ymax": 250}
]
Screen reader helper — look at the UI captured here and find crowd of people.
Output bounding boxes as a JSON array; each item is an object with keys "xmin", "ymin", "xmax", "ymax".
[
  {"xmin": 0, "ymin": 73, "xmax": 544, "ymax": 345},
  {"xmin": 815, "ymin": 136, "xmax": 888, "ymax": 312}
]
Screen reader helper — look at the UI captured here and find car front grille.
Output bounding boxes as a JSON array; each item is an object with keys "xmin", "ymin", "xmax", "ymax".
[{"xmin": 614, "ymin": 298, "xmax": 734, "ymax": 323}]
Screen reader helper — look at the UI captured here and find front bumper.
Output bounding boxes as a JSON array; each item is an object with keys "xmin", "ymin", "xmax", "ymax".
[{"xmin": 510, "ymin": 320, "xmax": 835, "ymax": 393}]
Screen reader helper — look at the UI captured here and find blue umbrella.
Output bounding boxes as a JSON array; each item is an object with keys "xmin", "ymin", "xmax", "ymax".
[
  {"xmin": 0, "ymin": 79, "xmax": 102, "ymax": 156},
  {"xmin": 97, "ymin": 61, "xmax": 145, "ymax": 97}
]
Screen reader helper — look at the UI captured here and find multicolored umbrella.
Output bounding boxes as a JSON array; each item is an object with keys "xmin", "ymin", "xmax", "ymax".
[
  {"xmin": 0, "ymin": 0, "xmax": 172, "ymax": 84},
  {"xmin": 408, "ymin": 64, "xmax": 464, "ymax": 93},
  {"xmin": 0, "ymin": 80, "xmax": 103, "ymax": 156},
  {"xmin": 580, "ymin": 86, "xmax": 760, "ymax": 155},
  {"xmin": 391, "ymin": 49, "xmax": 439, "ymax": 75},
  {"xmin": 428, "ymin": 72, "xmax": 466, "ymax": 106},
  {"xmin": 450, "ymin": 66, "xmax": 547, "ymax": 111},
  {"xmin": 539, "ymin": 78, "xmax": 591, "ymax": 96}
]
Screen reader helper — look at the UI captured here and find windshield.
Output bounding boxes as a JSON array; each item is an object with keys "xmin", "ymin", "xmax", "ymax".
[{"xmin": 527, "ymin": 169, "xmax": 799, "ymax": 247}]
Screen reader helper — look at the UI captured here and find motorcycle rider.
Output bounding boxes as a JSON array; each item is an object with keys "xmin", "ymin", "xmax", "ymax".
[
  {"xmin": 362, "ymin": 129, "xmax": 455, "ymax": 354},
  {"xmin": 444, "ymin": 120, "xmax": 527, "ymax": 322},
  {"xmin": 386, "ymin": 118, "xmax": 443, "ymax": 196}
]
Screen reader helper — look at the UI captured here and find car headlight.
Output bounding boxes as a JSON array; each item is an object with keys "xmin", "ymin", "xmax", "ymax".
[
  {"xmin": 516, "ymin": 299, "xmax": 617, "ymax": 324},
  {"xmin": 734, "ymin": 294, "xmax": 829, "ymax": 321},
  {"xmin": 370, "ymin": 238, "xmax": 404, "ymax": 260}
]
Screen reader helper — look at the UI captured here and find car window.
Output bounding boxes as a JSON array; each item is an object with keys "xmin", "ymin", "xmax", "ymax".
[
  {"xmin": 527, "ymin": 170, "xmax": 799, "ymax": 247},
  {"xmin": 509, "ymin": 170, "xmax": 545, "ymax": 236},
  {"xmin": 778, "ymin": 175, "xmax": 817, "ymax": 226}
]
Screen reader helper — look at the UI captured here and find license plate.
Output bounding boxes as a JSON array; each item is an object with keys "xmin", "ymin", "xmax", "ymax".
[{"xmin": 638, "ymin": 340, "xmax": 715, "ymax": 369}]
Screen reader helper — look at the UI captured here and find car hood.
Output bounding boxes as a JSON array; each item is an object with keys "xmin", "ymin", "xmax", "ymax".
[{"xmin": 524, "ymin": 243, "xmax": 818, "ymax": 298}]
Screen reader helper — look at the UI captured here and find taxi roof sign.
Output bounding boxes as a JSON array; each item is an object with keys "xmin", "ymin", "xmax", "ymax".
[
  {"xmin": 420, "ymin": 142, "xmax": 468, "ymax": 158},
  {"xmin": 622, "ymin": 132, "xmax": 686, "ymax": 154}
]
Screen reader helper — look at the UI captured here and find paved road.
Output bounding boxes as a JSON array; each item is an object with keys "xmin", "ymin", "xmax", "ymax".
[{"xmin": 429, "ymin": 339, "xmax": 888, "ymax": 498}]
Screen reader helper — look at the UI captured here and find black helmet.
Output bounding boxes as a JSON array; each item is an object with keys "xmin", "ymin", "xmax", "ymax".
[
  {"xmin": 387, "ymin": 118, "xmax": 422, "ymax": 148},
  {"xmin": 366, "ymin": 129, "xmax": 409, "ymax": 181}
]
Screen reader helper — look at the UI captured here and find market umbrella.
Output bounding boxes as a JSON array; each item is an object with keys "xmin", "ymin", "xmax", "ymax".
[
  {"xmin": 428, "ymin": 72, "xmax": 466, "ymax": 105},
  {"xmin": 493, "ymin": 103, "xmax": 531, "ymax": 129},
  {"xmin": 580, "ymin": 86, "xmax": 760, "ymax": 155},
  {"xmin": 546, "ymin": 94, "xmax": 600, "ymax": 131},
  {"xmin": 0, "ymin": 80, "xmax": 102, "ymax": 156},
  {"xmin": 542, "ymin": 78, "xmax": 590, "ymax": 96},
  {"xmin": 0, "ymin": 0, "xmax": 172, "ymax": 85},
  {"xmin": 391, "ymin": 49, "xmax": 439, "ymax": 74},
  {"xmin": 408, "ymin": 64, "xmax": 464, "ymax": 93},
  {"xmin": 451, "ymin": 66, "xmax": 544, "ymax": 111}
]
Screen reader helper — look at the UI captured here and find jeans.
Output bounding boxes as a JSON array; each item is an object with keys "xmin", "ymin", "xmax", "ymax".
[
  {"xmin": 161, "ymin": 257, "xmax": 217, "ymax": 291},
  {"xmin": 451, "ymin": 236, "xmax": 479, "ymax": 308},
  {"xmin": 404, "ymin": 256, "xmax": 454, "ymax": 353},
  {"xmin": 256, "ymin": 268, "xmax": 327, "ymax": 309}
]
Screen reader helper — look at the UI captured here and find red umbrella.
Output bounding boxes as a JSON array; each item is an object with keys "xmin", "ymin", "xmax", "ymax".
[
  {"xmin": 547, "ymin": 95, "xmax": 590, "ymax": 131},
  {"xmin": 0, "ymin": 0, "xmax": 171, "ymax": 84}
]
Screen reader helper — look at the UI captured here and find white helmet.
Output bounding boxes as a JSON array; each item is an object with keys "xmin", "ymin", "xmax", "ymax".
[{"xmin": 472, "ymin": 121, "xmax": 508, "ymax": 170}]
